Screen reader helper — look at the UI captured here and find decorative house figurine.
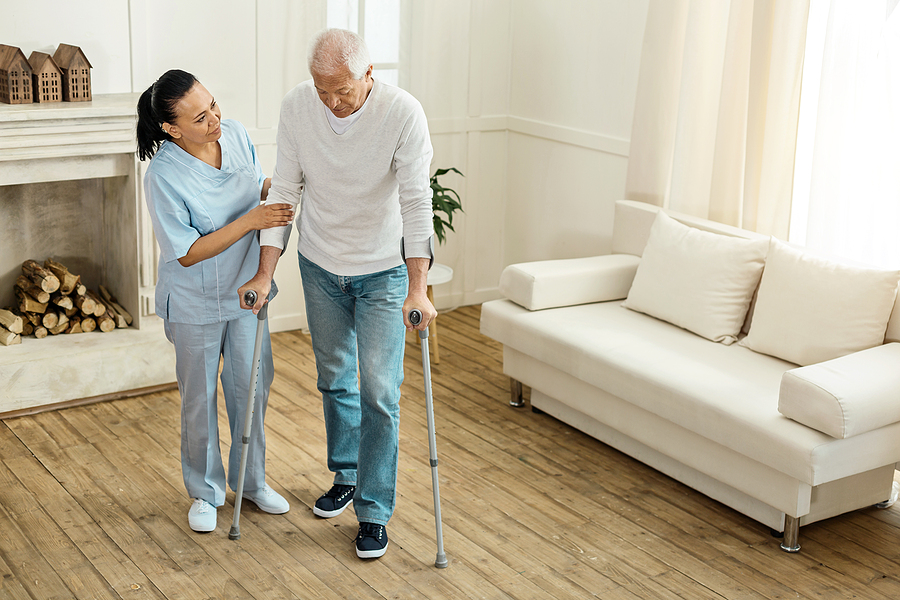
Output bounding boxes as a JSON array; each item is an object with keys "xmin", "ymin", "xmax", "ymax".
[
  {"xmin": 52, "ymin": 43, "xmax": 91, "ymax": 102},
  {"xmin": 28, "ymin": 51, "xmax": 62, "ymax": 103},
  {"xmin": 0, "ymin": 44, "xmax": 33, "ymax": 104}
]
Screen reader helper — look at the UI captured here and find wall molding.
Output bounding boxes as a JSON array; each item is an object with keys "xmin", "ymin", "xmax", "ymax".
[
  {"xmin": 247, "ymin": 126, "xmax": 278, "ymax": 146},
  {"xmin": 427, "ymin": 114, "xmax": 630, "ymax": 157},
  {"xmin": 507, "ymin": 116, "xmax": 630, "ymax": 157}
]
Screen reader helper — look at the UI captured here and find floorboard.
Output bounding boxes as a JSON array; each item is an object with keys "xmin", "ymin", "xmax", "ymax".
[{"xmin": 1, "ymin": 304, "xmax": 898, "ymax": 599}]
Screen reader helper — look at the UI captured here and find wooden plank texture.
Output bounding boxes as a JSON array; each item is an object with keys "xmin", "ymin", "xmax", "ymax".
[{"xmin": 0, "ymin": 304, "xmax": 898, "ymax": 599}]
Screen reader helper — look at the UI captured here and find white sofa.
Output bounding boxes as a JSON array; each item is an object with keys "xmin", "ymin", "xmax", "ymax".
[{"xmin": 480, "ymin": 200, "xmax": 900, "ymax": 552}]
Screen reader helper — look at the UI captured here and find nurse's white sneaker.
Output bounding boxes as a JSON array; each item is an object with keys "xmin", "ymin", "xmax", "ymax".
[
  {"xmin": 243, "ymin": 484, "xmax": 290, "ymax": 514},
  {"xmin": 188, "ymin": 499, "xmax": 216, "ymax": 532}
]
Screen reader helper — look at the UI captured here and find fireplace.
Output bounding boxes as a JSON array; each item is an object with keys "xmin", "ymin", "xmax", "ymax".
[{"xmin": 0, "ymin": 94, "xmax": 175, "ymax": 415}]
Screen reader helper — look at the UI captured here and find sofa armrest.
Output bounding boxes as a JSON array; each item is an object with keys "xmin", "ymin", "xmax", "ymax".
[
  {"xmin": 778, "ymin": 343, "xmax": 900, "ymax": 438},
  {"xmin": 499, "ymin": 254, "xmax": 641, "ymax": 311}
]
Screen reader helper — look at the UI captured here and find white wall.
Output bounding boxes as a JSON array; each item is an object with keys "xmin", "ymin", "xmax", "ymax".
[
  {"xmin": 0, "ymin": 0, "xmax": 649, "ymax": 329},
  {"xmin": 505, "ymin": 0, "xmax": 648, "ymax": 265}
]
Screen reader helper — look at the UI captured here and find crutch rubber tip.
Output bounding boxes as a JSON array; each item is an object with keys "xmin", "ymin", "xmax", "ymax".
[
  {"xmin": 228, "ymin": 527, "xmax": 240, "ymax": 540},
  {"xmin": 435, "ymin": 554, "xmax": 448, "ymax": 568}
]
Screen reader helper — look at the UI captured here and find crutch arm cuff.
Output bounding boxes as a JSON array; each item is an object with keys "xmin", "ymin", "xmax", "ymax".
[{"xmin": 400, "ymin": 236, "xmax": 434, "ymax": 271}]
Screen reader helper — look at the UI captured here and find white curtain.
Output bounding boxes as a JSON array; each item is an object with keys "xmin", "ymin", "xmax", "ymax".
[
  {"xmin": 625, "ymin": 0, "xmax": 809, "ymax": 238},
  {"xmin": 791, "ymin": 0, "xmax": 900, "ymax": 269}
]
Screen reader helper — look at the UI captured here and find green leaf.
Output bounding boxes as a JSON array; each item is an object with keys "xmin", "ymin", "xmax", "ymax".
[{"xmin": 430, "ymin": 167, "xmax": 464, "ymax": 244}]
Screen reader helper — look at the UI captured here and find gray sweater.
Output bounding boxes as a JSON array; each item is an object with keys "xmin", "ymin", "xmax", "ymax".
[{"xmin": 260, "ymin": 78, "xmax": 434, "ymax": 276}]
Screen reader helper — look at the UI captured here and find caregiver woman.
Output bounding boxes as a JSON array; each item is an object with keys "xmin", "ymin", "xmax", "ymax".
[{"xmin": 137, "ymin": 69, "xmax": 293, "ymax": 532}]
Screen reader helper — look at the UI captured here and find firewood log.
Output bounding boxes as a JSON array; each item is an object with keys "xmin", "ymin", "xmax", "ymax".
[
  {"xmin": 43, "ymin": 259, "xmax": 80, "ymax": 295},
  {"xmin": 65, "ymin": 306, "xmax": 79, "ymax": 318},
  {"xmin": 42, "ymin": 311, "xmax": 59, "ymax": 329},
  {"xmin": 0, "ymin": 308, "xmax": 24, "ymax": 335},
  {"xmin": 0, "ymin": 325, "xmax": 21, "ymax": 346},
  {"xmin": 95, "ymin": 295, "xmax": 127, "ymax": 328},
  {"xmin": 22, "ymin": 311, "xmax": 41, "ymax": 327},
  {"xmin": 15, "ymin": 275, "xmax": 50, "ymax": 303},
  {"xmin": 48, "ymin": 313, "xmax": 69, "ymax": 335},
  {"xmin": 96, "ymin": 313, "xmax": 116, "ymax": 332},
  {"xmin": 73, "ymin": 282, "xmax": 87, "ymax": 296},
  {"xmin": 33, "ymin": 326, "xmax": 48, "ymax": 339},
  {"xmin": 64, "ymin": 316, "xmax": 82, "ymax": 334},
  {"xmin": 74, "ymin": 294, "xmax": 97, "ymax": 316},
  {"xmin": 85, "ymin": 290, "xmax": 107, "ymax": 318},
  {"xmin": 81, "ymin": 316, "xmax": 97, "ymax": 333},
  {"xmin": 21, "ymin": 320, "xmax": 34, "ymax": 336},
  {"xmin": 51, "ymin": 294, "xmax": 74, "ymax": 310},
  {"xmin": 99, "ymin": 285, "xmax": 133, "ymax": 326},
  {"xmin": 16, "ymin": 289, "xmax": 47, "ymax": 314},
  {"xmin": 23, "ymin": 259, "xmax": 60, "ymax": 293}
]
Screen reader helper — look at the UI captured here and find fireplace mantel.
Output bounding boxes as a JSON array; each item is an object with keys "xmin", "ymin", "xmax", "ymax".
[
  {"xmin": 0, "ymin": 94, "xmax": 176, "ymax": 417},
  {"xmin": 0, "ymin": 93, "xmax": 141, "ymax": 185}
]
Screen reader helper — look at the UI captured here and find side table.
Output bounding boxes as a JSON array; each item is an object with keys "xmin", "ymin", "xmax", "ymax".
[{"xmin": 420, "ymin": 263, "xmax": 453, "ymax": 364}]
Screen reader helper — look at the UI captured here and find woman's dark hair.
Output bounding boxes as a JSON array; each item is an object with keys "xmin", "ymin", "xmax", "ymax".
[{"xmin": 136, "ymin": 69, "xmax": 199, "ymax": 161}]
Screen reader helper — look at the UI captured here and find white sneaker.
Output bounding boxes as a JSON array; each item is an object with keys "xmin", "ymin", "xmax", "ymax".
[
  {"xmin": 243, "ymin": 484, "xmax": 290, "ymax": 514},
  {"xmin": 188, "ymin": 499, "xmax": 216, "ymax": 532}
]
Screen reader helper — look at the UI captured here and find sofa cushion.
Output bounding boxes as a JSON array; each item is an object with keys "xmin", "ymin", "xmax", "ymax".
[
  {"xmin": 499, "ymin": 254, "xmax": 641, "ymax": 311},
  {"xmin": 886, "ymin": 292, "xmax": 900, "ymax": 343},
  {"xmin": 779, "ymin": 343, "xmax": 900, "ymax": 439},
  {"xmin": 741, "ymin": 238, "xmax": 900, "ymax": 366},
  {"xmin": 480, "ymin": 298, "xmax": 900, "ymax": 486},
  {"xmin": 622, "ymin": 211, "xmax": 768, "ymax": 345}
]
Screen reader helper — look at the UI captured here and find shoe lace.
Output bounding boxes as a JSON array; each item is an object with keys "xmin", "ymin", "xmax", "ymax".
[
  {"xmin": 325, "ymin": 484, "xmax": 355, "ymax": 500},
  {"xmin": 194, "ymin": 500, "xmax": 212, "ymax": 514},
  {"xmin": 357, "ymin": 522, "xmax": 383, "ymax": 540}
]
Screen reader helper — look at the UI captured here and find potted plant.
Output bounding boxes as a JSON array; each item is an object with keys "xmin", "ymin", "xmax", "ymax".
[{"xmin": 430, "ymin": 167, "xmax": 464, "ymax": 244}]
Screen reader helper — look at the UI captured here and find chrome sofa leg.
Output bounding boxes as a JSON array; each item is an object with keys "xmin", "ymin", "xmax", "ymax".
[
  {"xmin": 509, "ymin": 378, "xmax": 524, "ymax": 408},
  {"xmin": 780, "ymin": 515, "xmax": 800, "ymax": 553}
]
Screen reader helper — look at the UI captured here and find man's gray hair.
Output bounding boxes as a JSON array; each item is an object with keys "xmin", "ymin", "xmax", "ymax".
[{"xmin": 308, "ymin": 28, "xmax": 372, "ymax": 80}]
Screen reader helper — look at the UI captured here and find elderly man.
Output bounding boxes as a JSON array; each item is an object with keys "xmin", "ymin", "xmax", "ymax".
[{"xmin": 240, "ymin": 28, "xmax": 436, "ymax": 559}]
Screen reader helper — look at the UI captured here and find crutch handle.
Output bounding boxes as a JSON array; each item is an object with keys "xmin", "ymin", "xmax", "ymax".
[
  {"xmin": 243, "ymin": 289, "xmax": 268, "ymax": 320},
  {"xmin": 408, "ymin": 309, "xmax": 429, "ymax": 339}
]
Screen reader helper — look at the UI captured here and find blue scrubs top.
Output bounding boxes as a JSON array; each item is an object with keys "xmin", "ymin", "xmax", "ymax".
[{"xmin": 145, "ymin": 119, "xmax": 277, "ymax": 325}]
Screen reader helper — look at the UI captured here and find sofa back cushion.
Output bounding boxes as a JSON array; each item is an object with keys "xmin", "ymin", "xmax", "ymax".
[
  {"xmin": 886, "ymin": 294, "xmax": 900, "ymax": 344},
  {"xmin": 740, "ymin": 238, "xmax": 900, "ymax": 366},
  {"xmin": 611, "ymin": 200, "xmax": 764, "ymax": 256},
  {"xmin": 622, "ymin": 211, "xmax": 768, "ymax": 345}
]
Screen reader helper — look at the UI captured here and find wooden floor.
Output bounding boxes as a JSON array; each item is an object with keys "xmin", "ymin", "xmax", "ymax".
[{"xmin": 1, "ymin": 305, "xmax": 899, "ymax": 599}]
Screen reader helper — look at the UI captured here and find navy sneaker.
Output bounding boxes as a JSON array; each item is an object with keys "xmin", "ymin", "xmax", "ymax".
[
  {"xmin": 313, "ymin": 484, "xmax": 355, "ymax": 518},
  {"xmin": 356, "ymin": 522, "xmax": 389, "ymax": 558}
]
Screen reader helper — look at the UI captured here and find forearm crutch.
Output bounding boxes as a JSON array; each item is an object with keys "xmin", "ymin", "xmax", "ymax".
[
  {"xmin": 408, "ymin": 309, "xmax": 448, "ymax": 568},
  {"xmin": 229, "ymin": 289, "xmax": 269, "ymax": 541}
]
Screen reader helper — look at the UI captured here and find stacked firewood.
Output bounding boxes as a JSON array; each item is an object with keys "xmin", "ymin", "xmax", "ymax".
[{"xmin": 0, "ymin": 259, "xmax": 133, "ymax": 346}]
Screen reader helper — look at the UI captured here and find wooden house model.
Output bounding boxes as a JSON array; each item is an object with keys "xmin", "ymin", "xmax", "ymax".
[
  {"xmin": 28, "ymin": 51, "xmax": 62, "ymax": 103},
  {"xmin": 52, "ymin": 43, "xmax": 92, "ymax": 102},
  {"xmin": 0, "ymin": 44, "xmax": 33, "ymax": 104}
]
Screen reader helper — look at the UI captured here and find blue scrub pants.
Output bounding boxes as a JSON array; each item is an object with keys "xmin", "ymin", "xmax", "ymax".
[
  {"xmin": 164, "ymin": 313, "xmax": 273, "ymax": 507},
  {"xmin": 298, "ymin": 252, "xmax": 407, "ymax": 526}
]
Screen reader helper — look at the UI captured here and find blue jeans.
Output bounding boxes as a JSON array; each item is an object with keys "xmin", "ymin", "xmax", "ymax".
[{"xmin": 298, "ymin": 252, "xmax": 407, "ymax": 526}]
